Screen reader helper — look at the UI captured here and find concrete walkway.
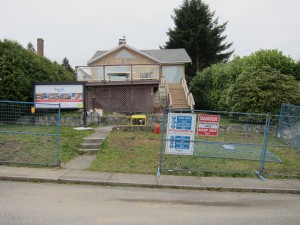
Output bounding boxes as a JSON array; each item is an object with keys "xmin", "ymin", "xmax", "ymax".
[
  {"xmin": 63, "ymin": 126, "xmax": 114, "ymax": 170},
  {"xmin": 0, "ymin": 165, "xmax": 299, "ymax": 194},
  {"xmin": 63, "ymin": 155, "xmax": 96, "ymax": 170}
]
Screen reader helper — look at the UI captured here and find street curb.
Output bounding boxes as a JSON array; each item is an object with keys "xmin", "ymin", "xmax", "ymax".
[{"xmin": 1, "ymin": 175, "xmax": 299, "ymax": 194}]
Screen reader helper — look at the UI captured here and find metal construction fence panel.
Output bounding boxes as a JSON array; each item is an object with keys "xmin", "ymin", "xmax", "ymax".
[
  {"xmin": 159, "ymin": 108, "xmax": 300, "ymax": 178},
  {"xmin": 263, "ymin": 104, "xmax": 300, "ymax": 177},
  {"xmin": 0, "ymin": 100, "xmax": 61, "ymax": 166},
  {"xmin": 276, "ymin": 104, "xmax": 300, "ymax": 147}
]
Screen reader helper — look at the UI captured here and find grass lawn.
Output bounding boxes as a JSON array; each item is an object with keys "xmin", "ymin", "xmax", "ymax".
[
  {"xmin": 0, "ymin": 126, "xmax": 94, "ymax": 166},
  {"xmin": 59, "ymin": 127, "xmax": 94, "ymax": 163},
  {"xmin": 89, "ymin": 130, "xmax": 161, "ymax": 174},
  {"xmin": 89, "ymin": 130, "xmax": 300, "ymax": 178}
]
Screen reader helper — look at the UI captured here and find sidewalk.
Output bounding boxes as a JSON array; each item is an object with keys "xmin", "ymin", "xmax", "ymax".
[{"xmin": 0, "ymin": 165, "xmax": 299, "ymax": 194}]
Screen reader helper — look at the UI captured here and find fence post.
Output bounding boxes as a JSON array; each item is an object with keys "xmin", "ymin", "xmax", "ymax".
[
  {"xmin": 157, "ymin": 109, "xmax": 167, "ymax": 176},
  {"xmin": 257, "ymin": 113, "xmax": 271, "ymax": 180},
  {"xmin": 277, "ymin": 104, "xmax": 284, "ymax": 136},
  {"xmin": 56, "ymin": 103, "xmax": 61, "ymax": 167}
]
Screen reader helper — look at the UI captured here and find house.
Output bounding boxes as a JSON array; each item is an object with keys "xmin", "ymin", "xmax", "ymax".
[{"xmin": 76, "ymin": 38, "xmax": 195, "ymax": 113}]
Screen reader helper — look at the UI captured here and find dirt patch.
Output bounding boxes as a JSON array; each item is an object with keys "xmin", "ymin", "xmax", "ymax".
[{"xmin": 0, "ymin": 140, "xmax": 28, "ymax": 161}]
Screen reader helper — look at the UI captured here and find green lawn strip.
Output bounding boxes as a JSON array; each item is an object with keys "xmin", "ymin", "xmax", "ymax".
[
  {"xmin": 89, "ymin": 130, "xmax": 161, "ymax": 174},
  {"xmin": 59, "ymin": 127, "xmax": 94, "ymax": 163},
  {"xmin": 89, "ymin": 130, "xmax": 300, "ymax": 178},
  {"xmin": 0, "ymin": 126, "xmax": 94, "ymax": 165}
]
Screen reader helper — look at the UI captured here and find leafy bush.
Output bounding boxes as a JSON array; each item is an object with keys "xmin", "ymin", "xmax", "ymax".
[
  {"xmin": 190, "ymin": 49, "xmax": 300, "ymax": 113},
  {"xmin": 226, "ymin": 66, "xmax": 300, "ymax": 114},
  {"xmin": 244, "ymin": 49, "xmax": 300, "ymax": 81},
  {"xmin": 0, "ymin": 39, "xmax": 75, "ymax": 102}
]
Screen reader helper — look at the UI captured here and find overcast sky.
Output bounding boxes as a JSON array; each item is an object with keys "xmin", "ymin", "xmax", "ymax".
[{"xmin": 1, "ymin": 0, "xmax": 299, "ymax": 67}]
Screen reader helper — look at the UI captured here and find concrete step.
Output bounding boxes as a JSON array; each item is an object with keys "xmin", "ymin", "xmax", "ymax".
[
  {"xmin": 83, "ymin": 138, "xmax": 104, "ymax": 143},
  {"xmin": 81, "ymin": 143, "xmax": 101, "ymax": 149},
  {"xmin": 78, "ymin": 149, "xmax": 100, "ymax": 155}
]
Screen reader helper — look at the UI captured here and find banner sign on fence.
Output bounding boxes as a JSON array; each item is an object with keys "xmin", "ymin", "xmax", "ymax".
[
  {"xmin": 165, "ymin": 113, "xmax": 196, "ymax": 155},
  {"xmin": 198, "ymin": 114, "xmax": 220, "ymax": 136},
  {"xmin": 34, "ymin": 84, "xmax": 84, "ymax": 109}
]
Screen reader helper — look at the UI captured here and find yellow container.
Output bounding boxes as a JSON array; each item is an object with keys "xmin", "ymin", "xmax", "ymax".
[
  {"xmin": 131, "ymin": 115, "xmax": 146, "ymax": 126},
  {"xmin": 31, "ymin": 106, "xmax": 35, "ymax": 114}
]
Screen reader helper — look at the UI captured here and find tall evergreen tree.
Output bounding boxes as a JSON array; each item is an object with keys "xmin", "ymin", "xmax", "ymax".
[
  {"xmin": 164, "ymin": 0, "xmax": 233, "ymax": 82},
  {"xmin": 61, "ymin": 57, "xmax": 75, "ymax": 74},
  {"xmin": 27, "ymin": 42, "xmax": 35, "ymax": 52}
]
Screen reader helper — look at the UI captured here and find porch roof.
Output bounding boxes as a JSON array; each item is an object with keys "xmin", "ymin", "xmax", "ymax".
[{"xmin": 84, "ymin": 80, "xmax": 160, "ymax": 87}]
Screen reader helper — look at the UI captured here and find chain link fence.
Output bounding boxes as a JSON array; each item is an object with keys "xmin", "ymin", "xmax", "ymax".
[
  {"xmin": 277, "ymin": 104, "xmax": 300, "ymax": 147},
  {"xmin": 159, "ymin": 108, "xmax": 300, "ymax": 178},
  {"xmin": 0, "ymin": 100, "xmax": 61, "ymax": 166}
]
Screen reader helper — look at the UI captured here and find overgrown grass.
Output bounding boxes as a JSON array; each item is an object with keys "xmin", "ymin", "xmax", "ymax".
[
  {"xmin": 89, "ymin": 130, "xmax": 300, "ymax": 178},
  {"xmin": 0, "ymin": 126, "xmax": 94, "ymax": 166},
  {"xmin": 59, "ymin": 127, "xmax": 94, "ymax": 163},
  {"xmin": 89, "ymin": 130, "xmax": 161, "ymax": 174}
]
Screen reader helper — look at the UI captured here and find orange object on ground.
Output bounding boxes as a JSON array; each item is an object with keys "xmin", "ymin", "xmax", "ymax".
[{"xmin": 154, "ymin": 123, "xmax": 161, "ymax": 134}]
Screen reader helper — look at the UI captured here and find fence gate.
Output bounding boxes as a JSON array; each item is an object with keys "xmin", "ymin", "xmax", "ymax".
[
  {"xmin": 0, "ymin": 100, "xmax": 61, "ymax": 166},
  {"xmin": 158, "ymin": 108, "xmax": 300, "ymax": 178}
]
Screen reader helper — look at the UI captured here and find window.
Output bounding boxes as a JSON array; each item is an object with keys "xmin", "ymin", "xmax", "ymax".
[
  {"xmin": 105, "ymin": 66, "xmax": 131, "ymax": 81},
  {"xmin": 162, "ymin": 66, "xmax": 184, "ymax": 83}
]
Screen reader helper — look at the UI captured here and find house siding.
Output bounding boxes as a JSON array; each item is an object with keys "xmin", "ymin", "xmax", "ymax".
[{"xmin": 89, "ymin": 48, "xmax": 158, "ymax": 66}]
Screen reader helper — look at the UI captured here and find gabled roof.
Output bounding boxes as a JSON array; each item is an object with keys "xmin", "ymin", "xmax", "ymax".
[
  {"xmin": 88, "ymin": 44, "xmax": 191, "ymax": 65},
  {"xmin": 141, "ymin": 49, "xmax": 191, "ymax": 64}
]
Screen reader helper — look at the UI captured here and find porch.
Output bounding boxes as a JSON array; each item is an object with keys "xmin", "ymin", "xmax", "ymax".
[
  {"xmin": 77, "ymin": 65, "xmax": 195, "ymax": 113},
  {"xmin": 85, "ymin": 81, "xmax": 162, "ymax": 113},
  {"xmin": 76, "ymin": 65, "xmax": 161, "ymax": 83}
]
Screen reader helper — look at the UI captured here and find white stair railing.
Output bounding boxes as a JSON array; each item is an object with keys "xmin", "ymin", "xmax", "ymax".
[
  {"xmin": 180, "ymin": 77, "xmax": 195, "ymax": 110},
  {"xmin": 165, "ymin": 82, "xmax": 173, "ymax": 108}
]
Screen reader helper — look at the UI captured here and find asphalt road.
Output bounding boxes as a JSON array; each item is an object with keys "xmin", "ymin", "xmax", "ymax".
[{"xmin": 0, "ymin": 181, "xmax": 299, "ymax": 225}]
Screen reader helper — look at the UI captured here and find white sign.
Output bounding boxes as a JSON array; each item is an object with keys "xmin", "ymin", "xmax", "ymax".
[
  {"xmin": 35, "ymin": 84, "xmax": 84, "ymax": 109},
  {"xmin": 165, "ymin": 113, "xmax": 196, "ymax": 155}
]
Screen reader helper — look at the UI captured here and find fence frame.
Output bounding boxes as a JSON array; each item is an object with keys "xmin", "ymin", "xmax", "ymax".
[
  {"xmin": 158, "ymin": 108, "xmax": 289, "ymax": 180},
  {"xmin": 0, "ymin": 100, "xmax": 61, "ymax": 167}
]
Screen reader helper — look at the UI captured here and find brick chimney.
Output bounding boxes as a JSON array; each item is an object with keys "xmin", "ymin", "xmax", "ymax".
[
  {"xmin": 118, "ymin": 36, "xmax": 126, "ymax": 45},
  {"xmin": 37, "ymin": 38, "xmax": 44, "ymax": 56}
]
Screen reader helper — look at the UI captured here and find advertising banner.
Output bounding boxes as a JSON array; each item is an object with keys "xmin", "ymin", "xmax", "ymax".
[
  {"xmin": 165, "ymin": 113, "xmax": 196, "ymax": 155},
  {"xmin": 34, "ymin": 84, "xmax": 84, "ymax": 109},
  {"xmin": 198, "ymin": 114, "xmax": 220, "ymax": 136}
]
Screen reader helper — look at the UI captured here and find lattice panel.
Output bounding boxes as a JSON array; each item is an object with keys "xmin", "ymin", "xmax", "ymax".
[
  {"xmin": 128, "ymin": 87, "xmax": 152, "ymax": 113},
  {"xmin": 86, "ymin": 86, "xmax": 153, "ymax": 113}
]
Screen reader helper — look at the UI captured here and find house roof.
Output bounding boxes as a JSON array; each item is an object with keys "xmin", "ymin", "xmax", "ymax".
[{"xmin": 88, "ymin": 44, "xmax": 191, "ymax": 65}]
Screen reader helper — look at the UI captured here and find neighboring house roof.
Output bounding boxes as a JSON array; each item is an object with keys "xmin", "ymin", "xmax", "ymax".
[{"xmin": 88, "ymin": 44, "xmax": 191, "ymax": 65}]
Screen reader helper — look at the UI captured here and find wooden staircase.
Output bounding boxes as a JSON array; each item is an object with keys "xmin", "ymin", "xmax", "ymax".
[{"xmin": 168, "ymin": 83, "xmax": 190, "ymax": 109}]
